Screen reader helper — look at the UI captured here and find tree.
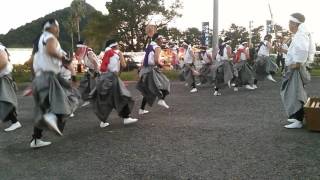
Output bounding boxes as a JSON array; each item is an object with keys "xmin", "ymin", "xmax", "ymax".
[
  {"xmin": 221, "ymin": 24, "xmax": 249, "ymax": 49},
  {"xmin": 183, "ymin": 27, "xmax": 202, "ymax": 45},
  {"xmin": 71, "ymin": 0, "xmax": 86, "ymax": 41},
  {"xmin": 84, "ymin": 0, "xmax": 183, "ymax": 51},
  {"xmin": 251, "ymin": 25, "xmax": 264, "ymax": 47},
  {"xmin": 63, "ymin": 13, "xmax": 77, "ymax": 54}
]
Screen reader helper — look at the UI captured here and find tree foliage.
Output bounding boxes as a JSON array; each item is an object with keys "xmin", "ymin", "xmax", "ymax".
[
  {"xmin": 83, "ymin": 0, "xmax": 183, "ymax": 51},
  {"xmin": 220, "ymin": 24, "xmax": 249, "ymax": 49},
  {"xmin": 71, "ymin": 0, "xmax": 86, "ymax": 41}
]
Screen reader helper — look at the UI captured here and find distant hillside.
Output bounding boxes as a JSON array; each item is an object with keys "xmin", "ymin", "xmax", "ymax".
[{"xmin": 0, "ymin": 3, "xmax": 98, "ymax": 52}]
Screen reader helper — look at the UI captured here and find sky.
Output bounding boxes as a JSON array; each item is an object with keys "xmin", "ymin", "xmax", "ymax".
[{"xmin": 0, "ymin": 0, "xmax": 319, "ymax": 43}]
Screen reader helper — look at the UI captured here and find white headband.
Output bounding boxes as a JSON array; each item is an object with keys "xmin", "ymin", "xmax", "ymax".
[
  {"xmin": 290, "ymin": 16, "xmax": 302, "ymax": 24},
  {"xmin": 76, "ymin": 44, "xmax": 87, "ymax": 48},
  {"xmin": 109, "ymin": 42, "xmax": 118, "ymax": 48},
  {"xmin": 43, "ymin": 20, "xmax": 59, "ymax": 31}
]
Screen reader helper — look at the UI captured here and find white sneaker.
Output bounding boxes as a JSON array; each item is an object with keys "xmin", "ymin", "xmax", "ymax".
[
  {"xmin": 4, "ymin": 122, "xmax": 22, "ymax": 132},
  {"xmin": 231, "ymin": 83, "xmax": 236, "ymax": 87},
  {"xmin": 253, "ymin": 84, "xmax": 258, "ymax": 89},
  {"xmin": 233, "ymin": 87, "xmax": 239, "ymax": 92},
  {"xmin": 267, "ymin": 75, "xmax": 277, "ymax": 82},
  {"xmin": 284, "ymin": 121, "xmax": 303, "ymax": 129},
  {"xmin": 287, "ymin": 118, "xmax": 299, "ymax": 123},
  {"xmin": 196, "ymin": 82, "xmax": 202, "ymax": 86},
  {"xmin": 123, "ymin": 117, "xmax": 138, "ymax": 125},
  {"xmin": 30, "ymin": 139, "xmax": 51, "ymax": 148},
  {"xmin": 139, "ymin": 109, "xmax": 149, "ymax": 115},
  {"xmin": 43, "ymin": 113, "xmax": 63, "ymax": 136},
  {"xmin": 190, "ymin": 88, "xmax": 198, "ymax": 93},
  {"xmin": 158, "ymin": 100, "xmax": 169, "ymax": 109},
  {"xmin": 81, "ymin": 101, "xmax": 90, "ymax": 107},
  {"xmin": 214, "ymin": 91, "xmax": 221, "ymax": 96},
  {"xmin": 245, "ymin": 85, "xmax": 255, "ymax": 90},
  {"xmin": 100, "ymin": 122, "xmax": 110, "ymax": 128},
  {"xmin": 69, "ymin": 113, "xmax": 75, "ymax": 118}
]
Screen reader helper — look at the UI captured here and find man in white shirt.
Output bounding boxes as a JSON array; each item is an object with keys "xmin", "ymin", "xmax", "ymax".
[
  {"xmin": 280, "ymin": 13, "xmax": 315, "ymax": 129},
  {"xmin": 182, "ymin": 41, "xmax": 198, "ymax": 93},
  {"xmin": 276, "ymin": 37, "xmax": 288, "ymax": 73}
]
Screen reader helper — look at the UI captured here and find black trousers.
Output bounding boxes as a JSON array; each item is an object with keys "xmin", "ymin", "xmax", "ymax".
[
  {"xmin": 140, "ymin": 90, "xmax": 167, "ymax": 110},
  {"xmin": 276, "ymin": 55, "xmax": 285, "ymax": 72},
  {"xmin": 4, "ymin": 109, "xmax": 18, "ymax": 124},
  {"xmin": 289, "ymin": 107, "xmax": 304, "ymax": 122},
  {"xmin": 119, "ymin": 105, "xmax": 130, "ymax": 119}
]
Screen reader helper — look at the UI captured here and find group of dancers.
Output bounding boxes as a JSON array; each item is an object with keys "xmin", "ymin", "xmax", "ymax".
[
  {"xmin": 180, "ymin": 34, "xmax": 279, "ymax": 96},
  {"xmin": 0, "ymin": 19, "xmax": 170, "ymax": 148},
  {"xmin": 0, "ymin": 12, "xmax": 316, "ymax": 149}
]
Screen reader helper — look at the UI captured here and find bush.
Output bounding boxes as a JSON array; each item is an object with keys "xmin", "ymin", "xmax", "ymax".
[{"xmin": 12, "ymin": 64, "xmax": 32, "ymax": 83}]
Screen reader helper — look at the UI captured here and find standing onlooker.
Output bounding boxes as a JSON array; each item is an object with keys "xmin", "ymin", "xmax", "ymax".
[{"xmin": 281, "ymin": 13, "xmax": 315, "ymax": 129}]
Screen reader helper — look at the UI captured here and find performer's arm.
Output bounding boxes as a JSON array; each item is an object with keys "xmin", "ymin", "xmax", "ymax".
[
  {"xmin": 226, "ymin": 46, "xmax": 233, "ymax": 59},
  {"xmin": 0, "ymin": 50, "xmax": 8, "ymax": 71},
  {"xmin": 46, "ymin": 37, "xmax": 64, "ymax": 60},
  {"xmin": 154, "ymin": 47, "xmax": 163, "ymax": 66},
  {"xmin": 119, "ymin": 51, "xmax": 127, "ymax": 68},
  {"xmin": 88, "ymin": 51, "xmax": 99, "ymax": 71}
]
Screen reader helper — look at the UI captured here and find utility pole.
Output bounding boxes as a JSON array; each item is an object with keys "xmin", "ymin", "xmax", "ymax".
[
  {"xmin": 249, "ymin": 20, "xmax": 253, "ymax": 46},
  {"xmin": 212, "ymin": 0, "xmax": 219, "ymax": 59}
]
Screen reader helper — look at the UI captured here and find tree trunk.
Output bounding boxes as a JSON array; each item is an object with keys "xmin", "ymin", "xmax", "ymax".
[
  {"xmin": 71, "ymin": 33, "xmax": 74, "ymax": 54},
  {"xmin": 77, "ymin": 18, "xmax": 80, "ymax": 41}
]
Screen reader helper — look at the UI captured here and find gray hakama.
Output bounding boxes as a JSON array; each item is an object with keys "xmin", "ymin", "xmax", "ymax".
[
  {"xmin": 94, "ymin": 72, "xmax": 134, "ymax": 122},
  {"xmin": 233, "ymin": 61, "xmax": 255, "ymax": 86},
  {"xmin": 181, "ymin": 64, "xmax": 196, "ymax": 86},
  {"xmin": 137, "ymin": 66, "xmax": 170, "ymax": 106},
  {"xmin": 254, "ymin": 55, "xmax": 279, "ymax": 81},
  {"xmin": 199, "ymin": 63, "xmax": 214, "ymax": 84},
  {"xmin": 280, "ymin": 66, "xmax": 309, "ymax": 117},
  {"xmin": 78, "ymin": 69, "xmax": 97, "ymax": 100},
  {"xmin": 32, "ymin": 72, "xmax": 75, "ymax": 130},
  {"xmin": 0, "ymin": 75, "xmax": 18, "ymax": 122},
  {"xmin": 211, "ymin": 60, "xmax": 234, "ymax": 88}
]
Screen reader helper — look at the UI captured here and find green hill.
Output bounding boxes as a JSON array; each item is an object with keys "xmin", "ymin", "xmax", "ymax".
[{"xmin": 0, "ymin": 3, "xmax": 98, "ymax": 52}]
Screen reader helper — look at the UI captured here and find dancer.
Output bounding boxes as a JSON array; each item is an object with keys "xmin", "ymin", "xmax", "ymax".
[
  {"xmin": 181, "ymin": 41, "xmax": 198, "ymax": 93},
  {"xmin": 0, "ymin": 43, "xmax": 22, "ymax": 132},
  {"xmin": 198, "ymin": 46, "xmax": 213, "ymax": 85},
  {"xmin": 94, "ymin": 39, "xmax": 138, "ymax": 128},
  {"xmin": 31, "ymin": 19, "xmax": 75, "ymax": 148},
  {"xmin": 281, "ymin": 13, "xmax": 315, "ymax": 129},
  {"xmin": 233, "ymin": 42, "xmax": 255, "ymax": 91},
  {"xmin": 275, "ymin": 37, "xmax": 288, "ymax": 73},
  {"xmin": 137, "ymin": 33, "xmax": 170, "ymax": 115},
  {"xmin": 76, "ymin": 41, "xmax": 99, "ymax": 107},
  {"xmin": 254, "ymin": 34, "xmax": 278, "ymax": 86},
  {"xmin": 212, "ymin": 39, "xmax": 234, "ymax": 96}
]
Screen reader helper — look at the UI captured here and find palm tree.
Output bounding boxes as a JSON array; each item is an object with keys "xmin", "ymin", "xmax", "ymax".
[
  {"xmin": 63, "ymin": 14, "xmax": 77, "ymax": 54},
  {"xmin": 71, "ymin": 0, "xmax": 86, "ymax": 41}
]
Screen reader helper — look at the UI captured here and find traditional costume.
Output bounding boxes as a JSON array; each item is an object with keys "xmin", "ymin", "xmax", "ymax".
[
  {"xmin": 254, "ymin": 35, "xmax": 278, "ymax": 84},
  {"xmin": 0, "ymin": 43, "xmax": 22, "ymax": 132},
  {"xmin": 137, "ymin": 34, "xmax": 170, "ymax": 115},
  {"xmin": 76, "ymin": 42, "xmax": 99, "ymax": 107},
  {"xmin": 181, "ymin": 42, "xmax": 198, "ymax": 93},
  {"xmin": 211, "ymin": 41, "xmax": 234, "ymax": 95},
  {"xmin": 94, "ymin": 40, "xmax": 137, "ymax": 128},
  {"xmin": 198, "ymin": 47, "xmax": 214, "ymax": 85},
  {"xmin": 233, "ymin": 42, "xmax": 256, "ymax": 91},
  {"xmin": 30, "ymin": 19, "xmax": 76, "ymax": 148},
  {"xmin": 281, "ymin": 14, "xmax": 315, "ymax": 129}
]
